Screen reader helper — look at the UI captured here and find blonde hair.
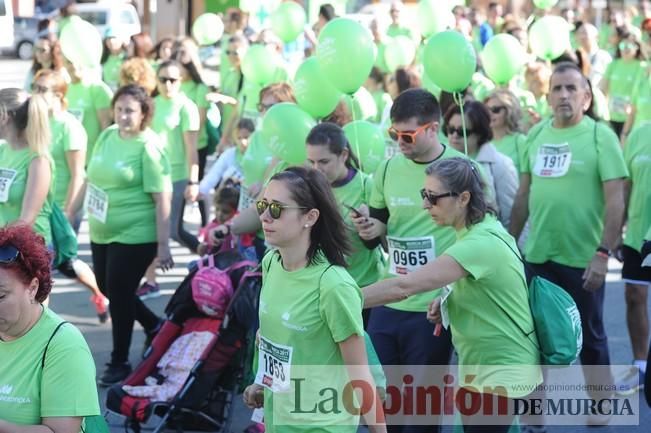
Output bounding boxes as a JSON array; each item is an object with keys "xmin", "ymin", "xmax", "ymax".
[
  {"xmin": 33, "ymin": 69, "xmax": 69, "ymax": 110},
  {"xmin": 484, "ymin": 89, "xmax": 523, "ymax": 134},
  {"xmin": 0, "ymin": 88, "xmax": 51, "ymax": 156},
  {"xmin": 119, "ymin": 58, "xmax": 157, "ymax": 95}
]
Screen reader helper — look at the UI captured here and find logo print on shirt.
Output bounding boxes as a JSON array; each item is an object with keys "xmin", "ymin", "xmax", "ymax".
[
  {"xmin": 281, "ymin": 311, "xmax": 308, "ymax": 332},
  {"xmin": 389, "ymin": 196, "xmax": 416, "ymax": 207},
  {"xmin": 0, "ymin": 385, "xmax": 13, "ymax": 395}
]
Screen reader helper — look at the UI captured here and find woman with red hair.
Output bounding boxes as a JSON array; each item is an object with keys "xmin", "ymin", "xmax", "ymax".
[{"xmin": 0, "ymin": 224, "xmax": 100, "ymax": 432}]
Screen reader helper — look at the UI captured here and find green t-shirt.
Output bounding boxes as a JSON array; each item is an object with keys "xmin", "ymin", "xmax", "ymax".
[
  {"xmin": 102, "ymin": 53, "xmax": 125, "ymax": 91},
  {"xmin": 492, "ymin": 133, "xmax": 526, "ymax": 173},
  {"xmin": 151, "ymin": 93, "xmax": 200, "ymax": 182},
  {"xmin": 631, "ymin": 74, "xmax": 651, "ymax": 130},
  {"xmin": 0, "ymin": 145, "xmax": 52, "ymax": 245},
  {"xmin": 333, "ymin": 170, "xmax": 384, "ymax": 287},
  {"xmin": 521, "ymin": 117, "xmax": 629, "ymax": 267},
  {"xmin": 258, "ymin": 251, "xmax": 363, "ymax": 433},
  {"xmin": 0, "ymin": 307, "xmax": 100, "ymax": 427},
  {"xmin": 66, "ymin": 79, "xmax": 113, "ymax": 160},
  {"xmin": 180, "ymin": 80, "xmax": 210, "ymax": 150},
  {"xmin": 86, "ymin": 125, "xmax": 172, "ymax": 244},
  {"xmin": 386, "ymin": 24, "xmax": 412, "ymax": 39},
  {"xmin": 604, "ymin": 59, "xmax": 646, "ymax": 122},
  {"xmin": 369, "ymin": 145, "xmax": 467, "ymax": 312},
  {"xmin": 445, "ymin": 216, "xmax": 542, "ymax": 398},
  {"xmin": 623, "ymin": 124, "xmax": 651, "ymax": 251},
  {"xmin": 50, "ymin": 111, "xmax": 87, "ymax": 207}
]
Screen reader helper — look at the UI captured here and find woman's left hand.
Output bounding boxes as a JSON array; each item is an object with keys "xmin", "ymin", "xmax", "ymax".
[
  {"xmin": 426, "ymin": 298, "xmax": 442, "ymax": 324},
  {"xmin": 157, "ymin": 244, "xmax": 174, "ymax": 272}
]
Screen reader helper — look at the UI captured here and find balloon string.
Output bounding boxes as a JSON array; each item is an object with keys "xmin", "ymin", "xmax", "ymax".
[
  {"xmin": 454, "ymin": 92, "xmax": 468, "ymax": 156},
  {"xmin": 350, "ymin": 93, "xmax": 363, "ymax": 172}
]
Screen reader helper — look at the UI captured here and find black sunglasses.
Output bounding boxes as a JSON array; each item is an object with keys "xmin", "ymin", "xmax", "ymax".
[
  {"xmin": 0, "ymin": 245, "xmax": 20, "ymax": 264},
  {"xmin": 420, "ymin": 189, "xmax": 459, "ymax": 206},
  {"xmin": 225, "ymin": 50, "xmax": 238, "ymax": 56},
  {"xmin": 488, "ymin": 105, "xmax": 506, "ymax": 114},
  {"xmin": 159, "ymin": 76, "xmax": 179, "ymax": 84},
  {"xmin": 256, "ymin": 200, "xmax": 307, "ymax": 219},
  {"xmin": 446, "ymin": 126, "xmax": 475, "ymax": 136}
]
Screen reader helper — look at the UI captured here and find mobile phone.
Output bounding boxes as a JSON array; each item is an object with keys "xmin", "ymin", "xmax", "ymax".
[{"xmin": 344, "ymin": 204, "xmax": 363, "ymax": 218}]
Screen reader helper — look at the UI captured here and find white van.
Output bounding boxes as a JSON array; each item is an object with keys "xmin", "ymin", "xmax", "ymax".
[
  {"xmin": 75, "ymin": 1, "xmax": 141, "ymax": 41},
  {"xmin": 0, "ymin": 0, "xmax": 14, "ymax": 50}
]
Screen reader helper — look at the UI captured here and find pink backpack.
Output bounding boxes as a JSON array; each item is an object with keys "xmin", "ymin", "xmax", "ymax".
[{"xmin": 191, "ymin": 256, "xmax": 257, "ymax": 318}]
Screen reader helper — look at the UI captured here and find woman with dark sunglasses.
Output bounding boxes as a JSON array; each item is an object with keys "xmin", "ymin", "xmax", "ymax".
[
  {"xmin": 484, "ymin": 89, "xmax": 526, "ymax": 172},
  {"xmin": 443, "ymin": 101, "xmax": 518, "ymax": 228},
  {"xmin": 243, "ymin": 166, "xmax": 386, "ymax": 433},
  {"xmin": 363, "ymin": 157, "xmax": 542, "ymax": 433},
  {"xmin": 0, "ymin": 224, "xmax": 101, "ymax": 433}
]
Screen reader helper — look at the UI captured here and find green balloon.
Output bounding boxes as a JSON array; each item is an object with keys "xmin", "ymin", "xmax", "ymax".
[
  {"xmin": 374, "ymin": 42, "xmax": 390, "ymax": 73},
  {"xmin": 343, "ymin": 121, "xmax": 386, "ymax": 175},
  {"xmin": 270, "ymin": 2, "xmax": 306, "ymax": 43},
  {"xmin": 60, "ymin": 17, "xmax": 102, "ymax": 68},
  {"xmin": 343, "ymin": 87, "xmax": 378, "ymax": 122},
  {"xmin": 261, "ymin": 103, "xmax": 316, "ymax": 164},
  {"xmin": 529, "ymin": 16, "xmax": 571, "ymax": 60},
  {"xmin": 384, "ymin": 36, "xmax": 416, "ymax": 72},
  {"xmin": 192, "ymin": 13, "xmax": 224, "ymax": 46},
  {"xmin": 480, "ymin": 34, "xmax": 526, "ymax": 85},
  {"xmin": 241, "ymin": 45, "xmax": 280, "ymax": 86},
  {"xmin": 294, "ymin": 57, "xmax": 342, "ymax": 118},
  {"xmin": 533, "ymin": 0, "xmax": 559, "ymax": 9},
  {"xmin": 418, "ymin": 0, "xmax": 454, "ymax": 37},
  {"xmin": 316, "ymin": 18, "xmax": 376, "ymax": 94},
  {"xmin": 423, "ymin": 31, "xmax": 476, "ymax": 93}
]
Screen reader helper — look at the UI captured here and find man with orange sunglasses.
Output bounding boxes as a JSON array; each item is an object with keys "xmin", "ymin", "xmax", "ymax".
[{"xmin": 351, "ymin": 88, "xmax": 473, "ymax": 433}]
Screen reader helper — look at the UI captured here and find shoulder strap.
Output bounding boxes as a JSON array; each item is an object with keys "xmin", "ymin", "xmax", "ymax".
[{"xmin": 41, "ymin": 321, "xmax": 69, "ymax": 370}]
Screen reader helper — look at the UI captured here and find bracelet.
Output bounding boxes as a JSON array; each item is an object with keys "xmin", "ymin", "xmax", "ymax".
[
  {"xmin": 188, "ymin": 181, "xmax": 198, "ymax": 185},
  {"xmin": 596, "ymin": 246, "xmax": 611, "ymax": 257},
  {"xmin": 595, "ymin": 250, "xmax": 610, "ymax": 259}
]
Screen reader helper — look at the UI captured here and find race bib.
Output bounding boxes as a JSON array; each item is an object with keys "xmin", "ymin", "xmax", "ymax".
[
  {"xmin": 387, "ymin": 236, "xmax": 435, "ymax": 275},
  {"xmin": 85, "ymin": 183, "xmax": 109, "ymax": 223},
  {"xmin": 256, "ymin": 336, "xmax": 293, "ymax": 392},
  {"xmin": 68, "ymin": 108, "xmax": 84, "ymax": 123},
  {"xmin": 238, "ymin": 185, "xmax": 256, "ymax": 212},
  {"xmin": 609, "ymin": 95, "xmax": 631, "ymax": 117},
  {"xmin": 0, "ymin": 169, "xmax": 17, "ymax": 203},
  {"xmin": 533, "ymin": 144, "xmax": 572, "ymax": 178}
]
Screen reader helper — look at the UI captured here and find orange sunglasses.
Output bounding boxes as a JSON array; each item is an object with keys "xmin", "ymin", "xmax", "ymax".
[{"xmin": 387, "ymin": 122, "xmax": 433, "ymax": 144}]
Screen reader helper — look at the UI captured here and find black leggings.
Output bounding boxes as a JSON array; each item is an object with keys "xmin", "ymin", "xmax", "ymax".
[
  {"xmin": 91, "ymin": 242, "xmax": 160, "ymax": 364},
  {"xmin": 197, "ymin": 147, "xmax": 209, "ymax": 227}
]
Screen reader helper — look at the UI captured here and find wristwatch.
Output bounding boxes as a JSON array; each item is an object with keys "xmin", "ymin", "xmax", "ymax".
[{"xmin": 596, "ymin": 246, "xmax": 611, "ymax": 258}]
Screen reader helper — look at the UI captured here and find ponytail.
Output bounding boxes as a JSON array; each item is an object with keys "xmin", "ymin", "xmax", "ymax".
[
  {"xmin": 25, "ymin": 94, "xmax": 51, "ymax": 156},
  {"xmin": 0, "ymin": 88, "xmax": 51, "ymax": 156}
]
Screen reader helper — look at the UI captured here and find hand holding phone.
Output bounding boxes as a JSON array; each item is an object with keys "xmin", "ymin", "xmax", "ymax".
[{"xmin": 344, "ymin": 204, "xmax": 363, "ymax": 218}]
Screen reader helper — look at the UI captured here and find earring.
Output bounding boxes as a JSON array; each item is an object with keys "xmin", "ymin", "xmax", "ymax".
[{"xmin": 304, "ymin": 224, "xmax": 309, "ymax": 228}]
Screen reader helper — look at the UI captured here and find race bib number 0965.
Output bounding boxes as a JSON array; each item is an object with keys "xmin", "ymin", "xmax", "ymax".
[{"xmin": 388, "ymin": 236, "xmax": 435, "ymax": 275}]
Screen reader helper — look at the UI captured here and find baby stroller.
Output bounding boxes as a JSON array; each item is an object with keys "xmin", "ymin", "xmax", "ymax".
[{"xmin": 105, "ymin": 251, "xmax": 262, "ymax": 433}]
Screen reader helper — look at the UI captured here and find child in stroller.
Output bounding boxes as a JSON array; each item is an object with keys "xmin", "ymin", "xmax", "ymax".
[{"xmin": 106, "ymin": 251, "xmax": 262, "ymax": 433}]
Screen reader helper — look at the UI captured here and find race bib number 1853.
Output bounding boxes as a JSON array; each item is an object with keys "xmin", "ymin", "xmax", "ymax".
[{"xmin": 256, "ymin": 336, "xmax": 293, "ymax": 392}]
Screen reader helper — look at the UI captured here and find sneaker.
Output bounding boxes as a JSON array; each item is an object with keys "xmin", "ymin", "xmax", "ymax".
[
  {"xmin": 616, "ymin": 366, "xmax": 645, "ymax": 395},
  {"xmin": 136, "ymin": 282, "xmax": 160, "ymax": 300},
  {"xmin": 98, "ymin": 362, "xmax": 132, "ymax": 387},
  {"xmin": 90, "ymin": 294, "xmax": 109, "ymax": 323}
]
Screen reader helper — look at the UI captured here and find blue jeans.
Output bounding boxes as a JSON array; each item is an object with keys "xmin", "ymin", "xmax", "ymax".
[{"xmin": 368, "ymin": 305, "xmax": 453, "ymax": 433}]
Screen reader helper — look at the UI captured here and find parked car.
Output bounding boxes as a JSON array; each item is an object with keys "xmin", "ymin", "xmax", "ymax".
[
  {"xmin": 13, "ymin": 16, "xmax": 39, "ymax": 60},
  {"xmin": 74, "ymin": 1, "xmax": 141, "ymax": 41},
  {"xmin": 0, "ymin": 0, "xmax": 14, "ymax": 51}
]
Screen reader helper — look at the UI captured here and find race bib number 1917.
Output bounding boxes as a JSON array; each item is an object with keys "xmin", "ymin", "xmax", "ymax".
[{"xmin": 533, "ymin": 144, "xmax": 572, "ymax": 178}]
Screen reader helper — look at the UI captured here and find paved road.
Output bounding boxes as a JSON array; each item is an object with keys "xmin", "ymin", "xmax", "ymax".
[{"xmin": 2, "ymin": 57, "xmax": 650, "ymax": 432}]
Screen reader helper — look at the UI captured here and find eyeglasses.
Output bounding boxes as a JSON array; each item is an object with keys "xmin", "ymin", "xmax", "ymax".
[
  {"xmin": 225, "ymin": 50, "xmax": 238, "ymax": 56},
  {"xmin": 619, "ymin": 42, "xmax": 637, "ymax": 51},
  {"xmin": 488, "ymin": 105, "xmax": 506, "ymax": 114},
  {"xmin": 446, "ymin": 126, "xmax": 475, "ymax": 136},
  {"xmin": 32, "ymin": 84, "xmax": 51, "ymax": 94},
  {"xmin": 387, "ymin": 122, "xmax": 432, "ymax": 144},
  {"xmin": 420, "ymin": 189, "xmax": 459, "ymax": 206},
  {"xmin": 0, "ymin": 245, "xmax": 20, "ymax": 264},
  {"xmin": 256, "ymin": 200, "xmax": 307, "ymax": 219},
  {"xmin": 158, "ymin": 76, "xmax": 179, "ymax": 84}
]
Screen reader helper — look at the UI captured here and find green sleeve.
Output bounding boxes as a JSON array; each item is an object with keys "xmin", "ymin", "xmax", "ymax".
[
  {"xmin": 142, "ymin": 136, "xmax": 173, "ymax": 193},
  {"xmin": 604, "ymin": 61, "xmax": 614, "ymax": 81},
  {"xmin": 596, "ymin": 122, "xmax": 629, "ymax": 181},
  {"xmin": 91, "ymin": 82, "xmax": 114, "ymax": 110},
  {"xmin": 362, "ymin": 174, "xmax": 374, "ymax": 203},
  {"xmin": 181, "ymin": 99, "xmax": 201, "ymax": 132},
  {"xmin": 646, "ymin": 226, "xmax": 651, "ymax": 240},
  {"xmin": 623, "ymin": 128, "xmax": 639, "ymax": 169},
  {"xmin": 368, "ymin": 159, "xmax": 390, "ymax": 209},
  {"xmin": 318, "ymin": 267, "xmax": 364, "ymax": 343},
  {"xmin": 64, "ymin": 117, "xmax": 87, "ymax": 152},
  {"xmin": 520, "ymin": 123, "xmax": 544, "ymax": 175},
  {"xmin": 41, "ymin": 326, "xmax": 100, "ymax": 417},
  {"xmin": 444, "ymin": 232, "xmax": 494, "ymax": 281},
  {"xmin": 196, "ymin": 84, "xmax": 210, "ymax": 109}
]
